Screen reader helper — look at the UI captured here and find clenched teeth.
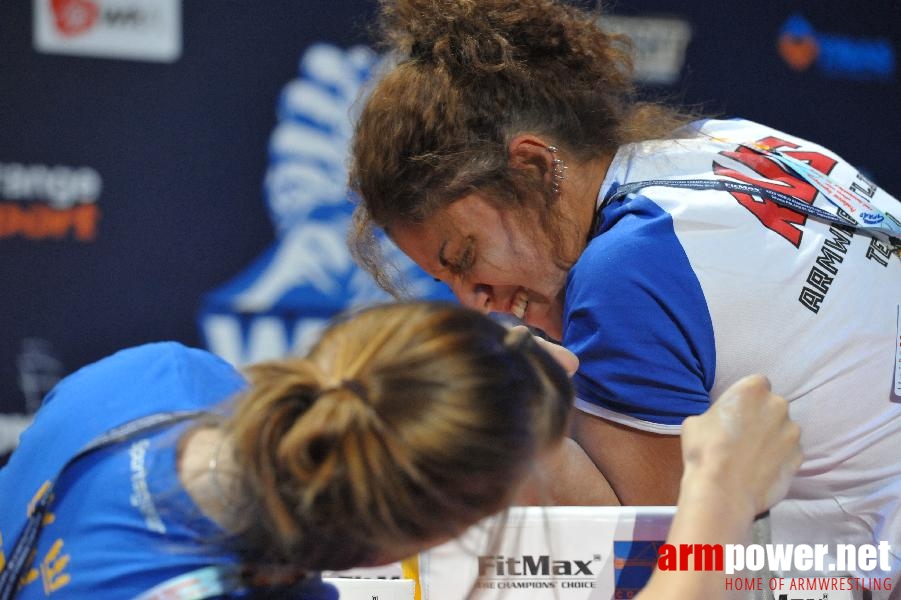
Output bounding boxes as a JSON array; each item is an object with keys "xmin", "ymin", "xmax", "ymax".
[{"xmin": 512, "ymin": 290, "xmax": 529, "ymax": 320}]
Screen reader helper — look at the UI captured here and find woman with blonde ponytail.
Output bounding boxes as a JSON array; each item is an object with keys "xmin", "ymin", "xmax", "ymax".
[
  {"xmin": 0, "ymin": 302, "xmax": 574, "ymax": 599},
  {"xmin": 221, "ymin": 303, "xmax": 576, "ymax": 573},
  {"xmin": 0, "ymin": 301, "xmax": 801, "ymax": 599}
]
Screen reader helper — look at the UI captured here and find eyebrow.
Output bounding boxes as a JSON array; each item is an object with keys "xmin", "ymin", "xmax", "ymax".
[{"xmin": 437, "ymin": 240, "xmax": 450, "ymax": 268}]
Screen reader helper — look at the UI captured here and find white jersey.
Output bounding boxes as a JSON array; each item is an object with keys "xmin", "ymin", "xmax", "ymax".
[{"xmin": 564, "ymin": 118, "xmax": 901, "ymax": 592}]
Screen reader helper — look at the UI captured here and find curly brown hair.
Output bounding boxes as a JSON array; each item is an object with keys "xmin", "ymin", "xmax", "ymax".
[{"xmin": 349, "ymin": 0, "xmax": 694, "ymax": 291}]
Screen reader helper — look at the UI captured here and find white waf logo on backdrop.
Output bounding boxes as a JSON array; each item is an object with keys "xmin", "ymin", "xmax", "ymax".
[
  {"xmin": 33, "ymin": 0, "xmax": 182, "ymax": 63},
  {"xmin": 199, "ymin": 43, "xmax": 450, "ymax": 366}
]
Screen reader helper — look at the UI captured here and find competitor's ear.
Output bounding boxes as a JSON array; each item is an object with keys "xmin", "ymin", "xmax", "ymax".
[{"xmin": 508, "ymin": 135, "xmax": 556, "ymax": 180}]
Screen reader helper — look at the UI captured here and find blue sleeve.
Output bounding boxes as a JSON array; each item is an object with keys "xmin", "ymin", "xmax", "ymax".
[{"xmin": 563, "ymin": 195, "xmax": 716, "ymax": 428}]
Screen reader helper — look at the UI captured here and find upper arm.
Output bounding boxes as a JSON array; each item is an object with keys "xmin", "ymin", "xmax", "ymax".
[
  {"xmin": 564, "ymin": 195, "xmax": 716, "ymax": 425},
  {"xmin": 563, "ymin": 195, "xmax": 716, "ymax": 503}
]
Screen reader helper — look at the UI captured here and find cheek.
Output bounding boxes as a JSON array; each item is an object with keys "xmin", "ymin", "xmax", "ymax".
[
  {"xmin": 511, "ymin": 229, "xmax": 557, "ymax": 269},
  {"xmin": 513, "ymin": 247, "xmax": 559, "ymax": 284},
  {"xmin": 477, "ymin": 248, "xmax": 547, "ymax": 287},
  {"xmin": 478, "ymin": 251, "xmax": 532, "ymax": 283}
]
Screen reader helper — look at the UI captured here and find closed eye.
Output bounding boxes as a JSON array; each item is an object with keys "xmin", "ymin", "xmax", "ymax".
[{"xmin": 443, "ymin": 237, "xmax": 475, "ymax": 276}]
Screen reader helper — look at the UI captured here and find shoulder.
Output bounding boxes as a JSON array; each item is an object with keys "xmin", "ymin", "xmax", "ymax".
[
  {"xmin": 25, "ymin": 342, "xmax": 248, "ymax": 444},
  {"xmin": 566, "ymin": 194, "xmax": 714, "ymax": 355},
  {"xmin": 679, "ymin": 117, "xmax": 781, "ymax": 139},
  {"xmin": 564, "ymin": 195, "xmax": 716, "ymax": 427},
  {"xmin": 47, "ymin": 342, "xmax": 245, "ymax": 407},
  {"xmin": 568, "ymin": 192, "xmax": 695, "ymax": 304}
]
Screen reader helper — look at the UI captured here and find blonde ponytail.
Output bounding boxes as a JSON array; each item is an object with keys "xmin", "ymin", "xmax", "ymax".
[{"xmin": 224, "ymin": 302, "xmax": 573, "ymax": 570}]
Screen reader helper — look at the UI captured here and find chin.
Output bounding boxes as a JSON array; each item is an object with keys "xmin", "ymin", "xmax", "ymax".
[
  {"xmin": 523, "ymin": 295, "xmax": 564, "ymax": 341},
  {"xmin": 541, "ymin": 325, "xmax": 564, "ymax": 343},
  {"xmin": 526, "ymin": 316, "xmax": 563, "ymax": 342}
]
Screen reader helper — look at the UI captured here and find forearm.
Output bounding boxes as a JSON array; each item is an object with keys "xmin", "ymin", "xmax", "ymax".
[
  {"xmin": 571, "ymin": 411, "xmax": 683, "ymax": 505},
  {"xmin": 634, "ymin": 471, "xmax": 755, "ymax": 599}
]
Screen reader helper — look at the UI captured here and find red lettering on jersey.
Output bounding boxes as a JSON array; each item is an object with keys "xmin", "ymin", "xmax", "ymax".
[{"xmin": 713, "ymin": 136, "xmax": 837, "ymax": 247}]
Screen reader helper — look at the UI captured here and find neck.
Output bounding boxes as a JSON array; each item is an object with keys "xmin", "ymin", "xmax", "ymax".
[
  {"xmin": 179, "ymin": 425, "xmax": 239, "ymax": 531},
  {"xmin": 560, "ymin": 152, "xmax": 615, "ymax": 256}
]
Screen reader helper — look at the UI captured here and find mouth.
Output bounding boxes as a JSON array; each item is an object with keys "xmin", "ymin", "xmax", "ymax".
[{"xmin": 511, "ymin": 289, "xmax": 529, "ymax": 320}]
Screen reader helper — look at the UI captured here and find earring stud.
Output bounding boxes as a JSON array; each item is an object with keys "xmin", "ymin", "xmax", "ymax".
[{"xmin": 547, "ymin": 146, "xmax": 567, "ymax": 194}]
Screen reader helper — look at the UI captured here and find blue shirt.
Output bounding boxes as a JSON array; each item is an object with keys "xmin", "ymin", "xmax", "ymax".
[{"xmin": 0, "ymin": 342, "xmax": 337, "ymax": 599}]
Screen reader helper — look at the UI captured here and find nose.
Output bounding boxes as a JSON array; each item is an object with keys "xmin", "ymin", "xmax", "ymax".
[{"xmin": 449, "ymin": 279, "xmax": 493, "ymax": 313}]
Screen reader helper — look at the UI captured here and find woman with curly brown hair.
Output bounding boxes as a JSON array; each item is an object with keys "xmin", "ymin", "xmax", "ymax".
[{"xmin": 349, "ymin": 0, "xmax": 901, "ymax": 591}]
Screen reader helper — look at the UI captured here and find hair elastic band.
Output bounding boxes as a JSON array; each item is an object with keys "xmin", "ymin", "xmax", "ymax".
[
  {"xmin": 316, "ymin": 379, "xmax": 370, "ymax": 404},
  {"xmin": 338, "ymin": 379, "xmax": 370, "ymax": 404}
]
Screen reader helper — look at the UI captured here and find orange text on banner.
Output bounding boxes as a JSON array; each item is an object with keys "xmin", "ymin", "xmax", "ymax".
[{"xmin": 0, "ymin": 203, "xmax": 100, "ymax": 242}]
